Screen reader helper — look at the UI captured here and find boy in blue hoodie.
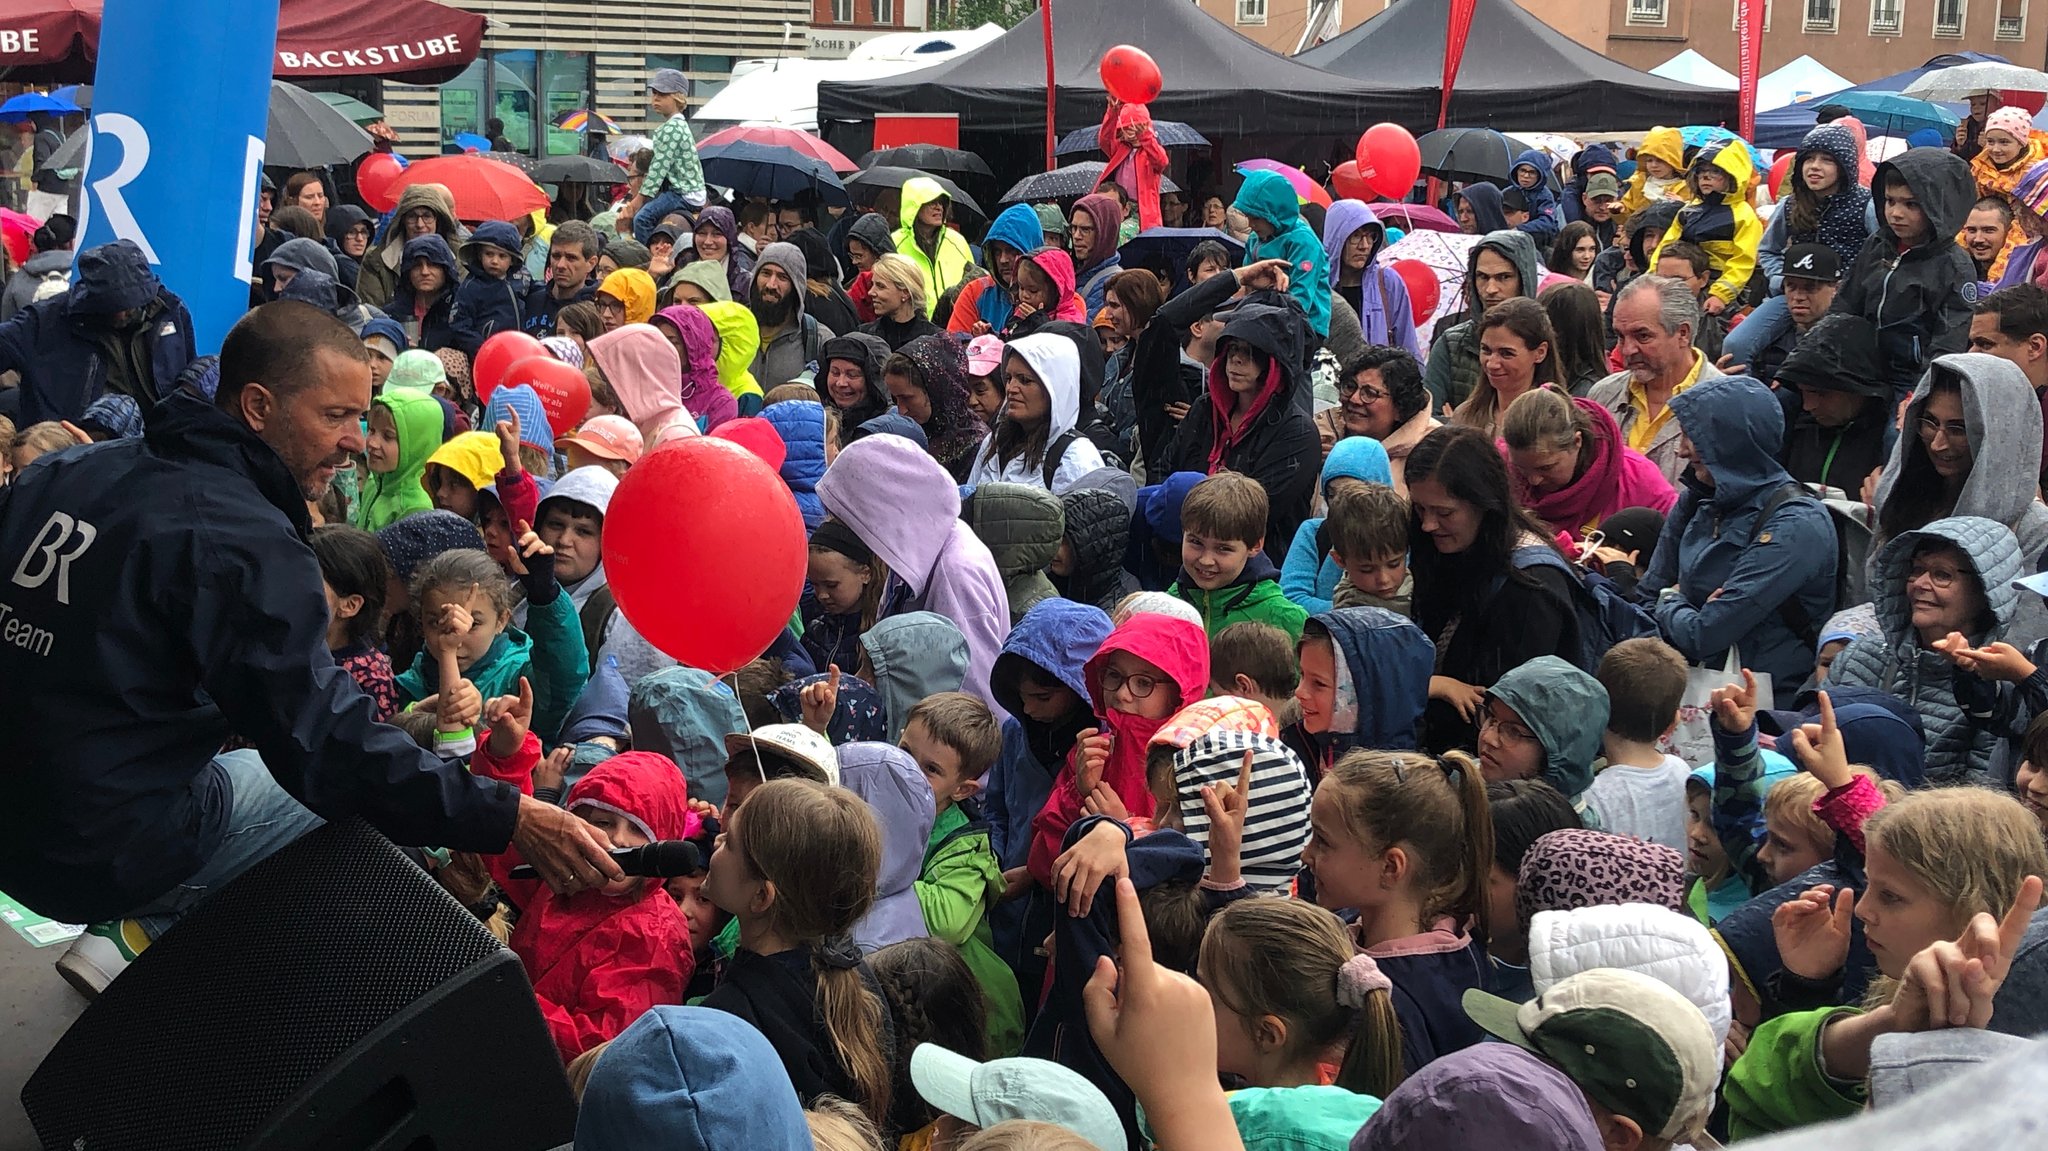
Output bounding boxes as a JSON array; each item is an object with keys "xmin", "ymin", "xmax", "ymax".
[
  {"xmin": 1232, "ymin": 169, "xmax": 1331, "ymax": 339},
  {"xmin": 451, "ymin": 220, "xmax": 530, "ymax": 358},
  {"xmin": 1510, "ymin": 149, "xmax": 1561, "ymax": 242}
]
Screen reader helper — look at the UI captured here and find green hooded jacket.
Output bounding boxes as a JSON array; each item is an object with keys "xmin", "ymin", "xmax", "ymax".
[
  {"xmin": 892, "ymin": 177, "xmax": 975, "ymax": 319},
  {"xmin": 1724, "ymin": 1006, "xmax": 1866, "ymax": 1140},
  {"xmin": 919, "ymin": 803, "xmax": 1026, "ymax": 1056},
  {"xmin": 1169, "ymin": 551, "xmax": 1309, "ymax": 641},
  {"xmin": 354, "ymin": 387, "xmax": 442, "ymax": 532}
]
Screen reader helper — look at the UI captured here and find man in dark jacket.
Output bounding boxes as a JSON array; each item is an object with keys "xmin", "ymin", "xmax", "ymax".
[
  {"xmin": 1775, "ymin": 314, "xmax": 1895, "ymax": 495},
  {"xmin": 0, "ymin": 301, "xmax": 619, "ymax": 991},
  {"xmin": 1747, "ymin": 242, "xmax": 1842, "ymax": 385},
  {"xmin": 0, "ymin": 240, "xmax": 196, "ymax": 426},
  {"xmin": 1831, "ymin": 147, "xmax": 1978, "ymax": 395},
  {"xmin": 524, "ymin": 219, "xmax": 600, "ymax": 339}
]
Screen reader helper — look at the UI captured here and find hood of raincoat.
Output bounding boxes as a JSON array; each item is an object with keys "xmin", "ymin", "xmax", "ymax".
[
  {"xmin": 565, "ymin": 749, "xmax": 693, "ymax": 857},
  {"xmin": 898, "ymin": 176, "xmax": 954, "ymax": 232},
  {"xmin": 627, "ymin": 666, "xmax": 746, "ymax": 807},
  {"xmin": 1002, "ymin": 331, "xmax": 1083, "ymax": 442},
  {"xmin": 483, "ymin": 383, "xmax": 554, "ymax": 455},
  {"xmin": 1060, "ymin": 485, "xmax": 1133, "ymax": 586},
  {"xmin": 893, "ymin": 332, "xmax": 987, "ymax": 467},
  {"xmin": 1876, "ymin": 354, "xmax": 2046, "ymax": 530},
  {"xmin": 261, "ymin": 236, "xmax": 338, "ymax": 282},
  {"xmin": 1455, "ymin": 183, "xmax": 1508, "ymax": 234},
  {"xmin": 1083, "ymin": 612, "xmax": 1210, "ymax": 723},
  {"xmin": 590, "ymin": 322, "xmax": 691, "ymax": 447},
  {"xmin": 360, "ymin": 314, "xmax": 409, "ymax": 357},
  {"xmin": 424, "ymin": 431, "xmax": 504, "ymax": 492},
  {"xmin": 1171, "ymin": 728, "xmax": 1312, "ymax": 894},
  {"xmin": 1487, "ymin": 654, "xmax": 1609, "ymax": 800},
  {"xmin": 539, "ymin": 464, "xmax": 618, "ymax": 521},
  {"xmin": 1020, "ymin": 247, "xmax": 1084, "ymax": 324},
  {"xmin": 1667, "ymin": 374, "xmax": 1798, "ymax": 509},
  {"xmin": 983, "ymin": 203, "xmax": 1046, "ymax": 266},
  {"xmin": 992, "ymin": 597, "xmax": 1114, "ymax": 720},
  {"xmin": 1512, "ymin": 149, "xmax": 1555, "ymax": 188},
  {"xmin": 1867, "ymin": 515, "xmax": 2021, "ymax": 647},
  {"xmin": 1872, "ymin": 147, "xmax": 1976, "ymax": 250},
  {"xmin": 848, "ymin": 211, "xmax": 897, "ymax": 258},
  {"xmin": 461, "ymin": 219, "xmax": 524, "ymax": 266},
  {"xmin": 667, "ymin": 260, "xmax": 733, "ymax": 304},
  {"xmin": 1526, "ymin": 902, "xmax": 1731, "ymax": 1047},
  {"xmin": 967, "ymin": 481, "xmax": 1064, "ymax": 616},
  {"xmin": 1071, "ymin": 192, "xmax": 1125, "ymax": 269},
  {"xmin": 1774, "ymin": 314, "xmax": 1888, "ymax": 396},
  {"xmin": 760, "ymin": 399, "xmax": 828, "ymax": 529},
  {"xmin": 1204, "ymin": 296, "xmax": 1305, "ymax": 451},
  {"xmin": 358, "ymin": 386, "xmax": 444, "ymax": 530},
  {"xmin": 1465, "ymin": 228, "xmax": 1542, "ymax": 313},
  {"xmin": 693, "ymin": 206, "xmax": 739, "ymax": 253},
  {"xmin": 1637, "ymin": 127, "xmax": 1686, "ymax": 177},
  {"xmin": 860, "ymin": 610, "xmax": 970, "ymax": 742},
  {"xmin": 325, "ymin": 202, "xmax": 372, "ymax": 246},
  {"xmin": 599, "ymin": 268, "xmax": 657, "ymax": 325},
  {"xmin": 699, "ymin": 300, "xmax": 763, "ymax": 403},
  {"xmin": 1320, "ymin": 434, "xmax": 1392, "ymax": 495},
  {"xmin": 1232, "ymin": 170, "xmax": 1302, "ymax": 235},
  {"xmin": 1307, "ymin": 606, "xmax": 1435, "ymax": 752},
  {"xmin": 573, "ymin": 1005, "xmax": 811, "ymax": 1151},
  {"xmin": 835, "ymin": 741, "xmax": 937, "ymax": 953},
  {"xmin": 1321, "ymin": 200, "xmax": 1386, "ymax": 286},
  {"xmin": 650, "ymin": 303, "xmax": 732, "ymax": 426},
  {"xmin": 1685, "ymin": 138, "xmax": 1754, "ymax": 204},
  {"xmin": 816, "ymin": 433, "xmax": 964, "ymax": 595},
  {"xmin": 395, "ymin": 233, "xmax": 459, "ymax": 300},
  {"xmin": 754, "ymin": 241, "xmax": 808, "ymax": 308},
  {"xmin": 1797, "ymin": 123, "xmax": 1864, "ymax": 186}
]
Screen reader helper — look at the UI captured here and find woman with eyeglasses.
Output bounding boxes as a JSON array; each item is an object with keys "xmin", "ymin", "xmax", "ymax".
[
  {"xmin": 1827, "ymin": 516, "xmax": 2021, "ymax": 786},
  {"xmin": 356, "ymin": 183, "xmax": 462, "ymax": 311},
  {"xmin": 1872, "ymin": 355, "xmax": 2048, "ymax": 650},
  {"xmin": 1314, "ymin": 346, "xmax": 1438, "ymax": 496}
]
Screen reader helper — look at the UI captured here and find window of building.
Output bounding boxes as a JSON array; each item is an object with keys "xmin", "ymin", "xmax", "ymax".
[
  {"xmin": 1628, "ymin": 0, "xmax": 1669, "ymax": 25},
  {"xmin": 831, "ymin": 0, "xmax": 853, "ymax": 22},
  {"xmin": 1934, "ymin": 0, "xmax": 1967, "ymax": 33},
  {"xmin": 1998, "ymin": 0, "xmax": 2027, "ymax": 38},
  {"xmin": 689, "ymin": 54, "xmax": 735, "ymax": 103},
  {"xmin": 540, "ymin": 50, "xmax": 591, "ymax": 157},
  {"xmin": 1732, "ymin": 0, "xmax": 1774, "ymax": 30},
  {"xmin": 1870, "ymin": 0, "xmax": 1903, "ymax": 33},
  {"xmin": 1805, "ymin": 0, "xmax": 1840, "ymax": 30},
  {"xmin": 874, "ymin": 0, "xmax": 894, "ymax": 21},
  {"xmin": 1237, "ymin": 0, "xmax": 1267, "ymax": 25}
]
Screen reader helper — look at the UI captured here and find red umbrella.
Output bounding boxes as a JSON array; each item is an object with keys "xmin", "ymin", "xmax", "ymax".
[
  {"xmin": 696, "ymin": 124, "xmax": 857, "ymax": 173},
  {"xmin": 388, "ymin": 154, "xmax": 549, "ymax": 222}
]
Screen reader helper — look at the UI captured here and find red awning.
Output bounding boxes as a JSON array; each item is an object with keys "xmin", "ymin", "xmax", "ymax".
[{"xmin": 0, "ymin": 0, "xmax": 484, "ymax": 85}]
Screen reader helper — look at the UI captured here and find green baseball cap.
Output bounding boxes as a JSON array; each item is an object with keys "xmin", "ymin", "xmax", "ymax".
[{"xmin": 1463, "ymin": 968, "xmax": 1718, "ymax": 1143}]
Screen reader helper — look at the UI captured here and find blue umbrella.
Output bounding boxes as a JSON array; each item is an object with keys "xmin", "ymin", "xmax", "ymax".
[
  {"xmin": 1117, "ymin": 228, "xmax": 1244, "ymax": 295},
  {"xmin": 699, "ymin": 140, "xmax": 850, "ymax": 208},
  {"xmin": 1679, "ymin": 125, "xmax": 1766, "ymax": 174},
  {"xmin": 0, "ymin": 91, "xmax": 81, "ymax": 123},
  {"xmin": 1053, "ymin": 120, "xmax": 1210, "ymax": 157},
  {"xmin": 451, "ymin": 132, "xmax": 492, "ymax": 152},
  {"xmin": 1822, "ymin": 91, "xmax": 1959, "ymax": 140},
  {"xmin": 50, "ymin": 85, "xmax": 88, "ymax": 111}
]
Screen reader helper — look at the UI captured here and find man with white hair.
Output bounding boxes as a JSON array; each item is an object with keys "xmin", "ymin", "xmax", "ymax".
[{"xmin": 1588, "ymin": 275, "xmax": 1726, "ymax": 484}]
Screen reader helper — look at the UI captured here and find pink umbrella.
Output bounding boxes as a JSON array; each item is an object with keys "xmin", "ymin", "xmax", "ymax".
[
  {"xmin": 697, "ymin": 125, "xmax": 858, "ymax": 173},
  {"xmin": 0, "ymin": 208, "xmax": 38, "ymax": 266},
  {"xmin": 1234, "ymin": 159, "xmax": 1333, "ymax": 208},
  {"xmin": 1370, "ymin": 203, "xmax": 1460, "ymax": 235}
]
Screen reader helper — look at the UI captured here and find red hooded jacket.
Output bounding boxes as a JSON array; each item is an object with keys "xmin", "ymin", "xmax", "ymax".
[{"xmin": 1094, "ymin": 100, "xmax": 1168, "ymax": 233}]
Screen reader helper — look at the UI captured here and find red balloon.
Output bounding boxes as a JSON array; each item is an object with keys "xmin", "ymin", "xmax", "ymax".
[
  {"xmin": 605, "ymin": 438, "xmax": 807, "ymax": 675},
  {"xmin": 1388, "ymin": 259, "xmax": 1440, "ymax": 327},
  {"xmin": 472, "ymin": 331, "xmax": 545, "ymax": 405},
  {"xmin": 1768, "ymin": 152, "xmax": 1795, "ymax": 198},
  {"xmin": 1099, "ymin": 44, "xmax": 1162, "ymax": 105},
  {"xmin": 503, "ymin": 354, "xmax": 592, "ymax": 434},
  {"xmin": 1355, "ymin": 123, "xmax": 1422, "ymax": 200},
  {"xmin": 356, "ymin": 152, "xmax": 405, "ymax": 214},
  {"xmin": 1330, "ymin": 160, "xmax": 1375, "ymax": 202}
]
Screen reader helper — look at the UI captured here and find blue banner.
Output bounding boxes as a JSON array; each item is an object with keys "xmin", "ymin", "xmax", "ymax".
[{"xmin": 75, "ymin": 0, "xmax": 278, "ymax": 353}]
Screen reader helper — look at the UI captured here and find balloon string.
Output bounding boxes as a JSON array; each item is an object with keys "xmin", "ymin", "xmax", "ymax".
[{"xmin": 731, "ymin": 669, "xmax": 767, "ymax": 783}]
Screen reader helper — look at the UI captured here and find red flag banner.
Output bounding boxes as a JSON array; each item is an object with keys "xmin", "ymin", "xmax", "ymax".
[
  {"xmin": 1735, "ymin": 0, "xmax": 1765, "ymax": 140},
  {"xmin": 1438, "ymin": 0, "xmax": 1478, "ymax": 130}
]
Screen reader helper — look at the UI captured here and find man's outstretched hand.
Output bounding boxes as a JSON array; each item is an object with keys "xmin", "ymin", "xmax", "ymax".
[{"xmin": 510, "ymin": 794, "xmax": 628, "ymax": 897}]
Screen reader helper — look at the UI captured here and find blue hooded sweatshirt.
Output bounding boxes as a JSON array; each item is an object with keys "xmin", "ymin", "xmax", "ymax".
[
  {"xmin": 359, "ymin": 314, "xmax": 410, "ymax": 360},
  {"xmin": 1453, "ymin": 183, "xmax": 1509, "ymax": 233},
  {"xmin": 1646, "ymin": 376, "xmax": 1838, "ymax": 688},
  {"xmin": 483, "ymin": 383, "xmax": 555, "ymax": 460},
  {"xmin": 1128, "ymin": 470, "xmax": 1208, "ymax": 590},
  {"xmin": 1321, "ymin": 200, "xmax": 1422, "ymax": 359},
  {"xmin": 451, "ymin": 219, "xmax": 529, "ymax": 358},
  {"xmin": 972, "ymin": 204, "xmax": 1047, "ymax": 333},
  {"xmin": 384, "ymin": 233, "xmax": 461, "ymax": 353},
  {"xmin": 1563, "ymin": 144, "xmax": 1619, "ymax": 225},
  {"xmin": 1233, "ymin": 169, "xmax": 1331, "ymax": 339},
  {"xmin": 761, "ymin": 399, "xmax": 828, "ymax": 531},
  {"xmin": 574, "ymin": 1005, "xmax": 811, "ymax": 1151},
  {"xmin": 1286, "ymin": 606, "xmax": 1436, "ymax": 781},
  {"xmin": 836, "ymin": 742, "xmax": 936, "ymax": 954},
  {"xmin": 1281, "ymin": 436, "xmax": 1394, "ymax": 614},
  {"xmin": 1509, "ymin": 149, "xmax": 1561, "ymax": 241}
]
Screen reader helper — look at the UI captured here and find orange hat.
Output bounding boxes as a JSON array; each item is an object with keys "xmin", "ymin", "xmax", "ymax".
[
  {"xmin": 557, "ymin": 414, "xmax": 646, "ymax": 464},
  {"xmin": 1092, "ymin": 306, "xmax": 1116, "ymax": 331}
]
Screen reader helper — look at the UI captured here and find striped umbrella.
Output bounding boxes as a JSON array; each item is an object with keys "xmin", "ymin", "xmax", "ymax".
[{"xmin": 553, "ymin": 109, "xmax": 623, "ymax": 134}]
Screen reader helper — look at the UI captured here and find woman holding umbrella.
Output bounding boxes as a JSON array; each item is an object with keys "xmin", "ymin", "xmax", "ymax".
[{"xmin": 1093, "ymin": 96, "xmax": 1167, "ymax": 232}]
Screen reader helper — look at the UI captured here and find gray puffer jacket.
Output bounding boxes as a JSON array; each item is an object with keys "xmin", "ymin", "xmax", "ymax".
[
  {"xmin": 965, "ymin": 482, "xmax": 1064, "ymax": 624},
  {"xmin": 1828, "ymin": 515, "xmax": 2022, "ymax": 787}
]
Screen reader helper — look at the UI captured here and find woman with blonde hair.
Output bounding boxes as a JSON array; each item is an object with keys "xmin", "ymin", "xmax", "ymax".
[{"xmin": 861, "ymin": 252, "xmax": 940, "ymax": 352}]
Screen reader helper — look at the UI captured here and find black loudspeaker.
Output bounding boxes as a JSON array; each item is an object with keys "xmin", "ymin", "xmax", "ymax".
[{"xmin": 22, "ymin": 818, "xmax": 576, "ymax": 1151}]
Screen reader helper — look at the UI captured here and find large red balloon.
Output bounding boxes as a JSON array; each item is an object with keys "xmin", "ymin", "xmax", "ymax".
[
  {"xmin": 1768, "ymin": 152, "xmax": 1795, "ymax": 199},
  {"xmin": 1355, "ymin": 123, "xmax": 1422, "ymax": 200},
  {"xmin": 1388, "ymin": 259, "xmax": 1440, "ymax": 326},
  {"xmin": 1100, "ymin": 44, "xmax": 1162, "ymax": 105},
  {"xmin": 605, "ymin": 438, "xmax": 807, "ymax": 675},
  {"xmin": 1330, "ymin": 161, "xmax": 1375, "ymax": 202},
  {"xmin": 356, "ymin": 152, "xmax": 406, "ymax": 214},
  {"xmin": 472, "ymin": 331, "xmax": 545, "ymax": 405},
  {"xmin": 503, "ymin": 354, "xmax": 593, "ymax": 434}
]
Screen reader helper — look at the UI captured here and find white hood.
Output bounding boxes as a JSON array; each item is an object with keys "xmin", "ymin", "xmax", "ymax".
[
  {"xmin": 1527, "ymin": 902, "xmax": 1731, "ymax": 1046},
  {"xmin": 1003, "ymin": 332, "xmax": 1082, "ymax": 441}
]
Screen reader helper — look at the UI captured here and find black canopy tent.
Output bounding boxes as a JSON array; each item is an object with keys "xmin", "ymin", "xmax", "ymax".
[
  {"xmin": 815, "ymin": 0, "xmax": 1419, "ymax": 140},
  {"xmin": 1298, "ymin": 0, "xmax": 1738, "ymax": 133}
]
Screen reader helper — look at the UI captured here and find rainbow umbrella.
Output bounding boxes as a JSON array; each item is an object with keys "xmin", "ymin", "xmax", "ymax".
[
  {"xmin": 1234, "ymin": 159, "xmax": 1332, "ymax": 208},
  {"xmin": 553, "ymin": 109, "xmax": 623, "ymax": 134}
]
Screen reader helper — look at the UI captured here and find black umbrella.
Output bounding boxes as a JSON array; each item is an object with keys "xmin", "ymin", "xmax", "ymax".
[
  {"xmin": 531, "ymin": 153, "xmax": 624, "ymax": 184},
  {"xmin": 1000, "ymin": 161, "xmax": 1179, "ymax": 205},
  {"xmin": 859, "ymin": 144, "xmax": 992, "ymax": 178},
  {"xmin": 1416, "ymin": 127, "xmax": 1514, "ymax": 184},
  {"xmin": 264, "ymin": 81, "xmax": 376, "ymax": 169},
  {"xmin": 843, "ymin": 166, "xmax": 985, "ymax": 223},
  {"xmin": 699, "ymin": 140, "xmax": 850, "ymax": 207},
  {"xmin": 484, "ymin": 150, "xmax": 539, "ymax": 176},
  {"xmin": 1053, "ymin": 120, "xmax": 1209, "ymax": 157}
]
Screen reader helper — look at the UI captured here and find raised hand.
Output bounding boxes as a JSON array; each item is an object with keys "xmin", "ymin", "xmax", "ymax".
[
  {"xmin": 1200, "ymin": 750, "xmax": 1254, "ymax": 887},
  {"xmin": 484, "ymin": 676, "xmax": 535, "ymax": 757},
  {"xmin": 1052, "ymin": 820, "xmax": 1130, "ymax": 917},
  {"xmin": 494, "ymin": 408, "xmax": 523, "ymax": 475},
  {"xmin": 1710, "ymin": 667, "xmax": 1761, "ymax": 735},
  {"xmin": 1791, "ymin": 690, "xmax": 1854, "ymax": 792},
  {"xmin": 1894, "ymin": 875, "xmax": 2043, "ymax": 1032},
  {"xmin": 1773, "ymin": 884, "xmax": 1854, "ymax": 981},
  {"xmin": 800, "ymin": 665, "xmax": 842, "ymax": 734}
]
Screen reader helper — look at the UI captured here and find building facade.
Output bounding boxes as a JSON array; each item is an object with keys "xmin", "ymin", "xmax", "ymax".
[
  {"xmin": 1515, "ymin": 0, "xmax": 2046, "ymax": 81},
  {"xmin": 373, "ymin": 0, "xmax": 812, "ymax": 156},
  {"xmin": 1195, "ymin": 0, "xmax": 1372, "ymax": 55},
  {"xmin": 808, "ymin": 0, "xmax": 927, "ymax": 58}
]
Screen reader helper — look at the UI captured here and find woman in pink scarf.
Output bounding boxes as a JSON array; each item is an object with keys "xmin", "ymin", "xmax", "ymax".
[
  {"xmin": 1501, "ymin": 387, "xmax": 1674, "ymax": 547},
  {"xmin": 649, "ymin": 303, "xmax": 738, "ymax": 432},
  {"xmin": 1094, "ymin": 98, "xmax": 1168, "ymax": 232}
]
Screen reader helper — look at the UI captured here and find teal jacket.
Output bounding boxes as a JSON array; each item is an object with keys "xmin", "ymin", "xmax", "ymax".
[
  {"xmin": 395, "ymin": 590, "xmax": 589, "ymax": 745},
  {"xmin": 1234, "ymin": 170, "xmax": 1331, "ymax": 339}
]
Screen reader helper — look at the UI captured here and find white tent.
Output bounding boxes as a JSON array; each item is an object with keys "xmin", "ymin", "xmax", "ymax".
[
  {"xmin": 1650, "ymin": 49, "xmax": 1738, "ymax": 91},
  {"xmin": 694, "ymin": 25, "xmax": 1005, "ymax": 133},
  {"xmin": 1758, "ymin": 55, "xmax": 1851, "ymax": 110}
]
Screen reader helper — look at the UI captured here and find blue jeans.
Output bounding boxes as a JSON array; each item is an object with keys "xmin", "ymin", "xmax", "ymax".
[
  {"xmin": 633, "ymin": 189, "xmax": 690, "ymax": 245},
  {"xmin": 1723, "ymin": 294, "xmax": 1791, "ymax": 374},
  {"xmin": 120, "ymin": 750, "xmax": 324, "ymax": 941}
]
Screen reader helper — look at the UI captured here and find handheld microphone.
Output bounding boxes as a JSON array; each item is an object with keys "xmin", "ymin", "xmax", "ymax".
[{"xmin": 509, "ymin": 839, "xmax": 703, "ymax": 882}]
